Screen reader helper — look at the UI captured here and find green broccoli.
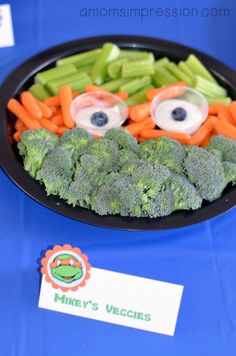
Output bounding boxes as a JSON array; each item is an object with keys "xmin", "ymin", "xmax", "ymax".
[
  {"xmin": 88, "ymin": 138, "xmax": 119, "ymax": 172},
  {"xmin": 169, "ymin": 173, "xmax": 202, "ymax": 211},
  {"xmin": 223, "ymin": 161, "xmax": 236, "ymax": 188},
  {"xmin": 18, "ymin": 129, "xmax": 58, "ymax": 178},
  {"xmin": 142, "ymin": 189, "xmax": 174, "ymax": 218},
  {"xmin": 105, "ymin": 127, "xmax": 140, "ymax": 154},
  {"xmin": 119, "ymin": 149, "xmax": 139, "ymax": 166},
  {"xmin": 120, "ymin": 159, "xmax": 152, "ymax": 176},
  {"xmin": 59, "ymin": 127, "xmax": 93, "ymax": 161},
  {"xmin": 183, "ymin": 146, "xmax": 225, "ymax": 202},
  {"xmin": 140, "ymin": 137, "xmax": 186, "ymax": 173},
  {"xmin": 36, "ymin": 146, "xmax": 74, "ymax": 196},
  {"xmin": 90, "ymin": 185, "xmax": 122, "ymax": 215},
  {"xmin": 207, "ymin": 135, "xmax": 236, "ymax": 163}
]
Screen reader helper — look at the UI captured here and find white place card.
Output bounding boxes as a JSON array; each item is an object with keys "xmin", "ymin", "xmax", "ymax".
[
  {"xmin": 0, "ymin": 4, "xmax": 15, "ymax": 47},
  {"xmin": 39, "ymin": 267, "xmax": 183, "ymax": 336}
]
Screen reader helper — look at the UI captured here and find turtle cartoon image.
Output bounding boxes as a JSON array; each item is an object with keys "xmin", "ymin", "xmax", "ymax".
[
  {"xmin": 41, "ymin": 244, "xmax": 91, "ymax": 291},
  {"xmin": 50, "ymin": 254, "xmax": 83, "ymax": 283}
]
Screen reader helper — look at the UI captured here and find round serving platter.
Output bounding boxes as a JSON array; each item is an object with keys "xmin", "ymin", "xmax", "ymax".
[{"xmin": 0, "ymin": 35, "xmax": 236, "ymax": 230}]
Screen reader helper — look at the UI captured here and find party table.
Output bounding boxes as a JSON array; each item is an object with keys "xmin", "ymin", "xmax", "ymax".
[{"xmin": 1, "ymin": 1, "xmax": 236, "ymax": 355}]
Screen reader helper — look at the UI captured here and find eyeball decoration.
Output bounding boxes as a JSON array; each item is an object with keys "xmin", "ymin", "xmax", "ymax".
[
  {"xmin": 150, "ymin": 86, "xmax": 208, "ymax": 134},
  {"xmin": 70, "ymin": 91, "xmax": 128, "ymax": 136}
]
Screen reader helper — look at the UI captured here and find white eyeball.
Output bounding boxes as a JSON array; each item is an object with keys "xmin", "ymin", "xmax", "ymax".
[
  {"xmin": 56, "ymin": 260, "xmax": 61, "ymax": 266},
  {"xmin": 69, "ymin": 259, "xmax": 74, "ymax": 266}
]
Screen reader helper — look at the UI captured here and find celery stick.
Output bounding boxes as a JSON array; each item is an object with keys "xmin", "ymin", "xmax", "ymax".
[
  {"xmin": 76, "ymin": 65, "xmax": 92, "ymax": 74},
  {"xmin": 107, "ymin": 59, "xmax": 127, "ymax": 79},
  {"xmin": 119, "ymin": 50, "xmax": 154, "ymax": 61},
  {"xmin": 35, "ymin": 64, "xmax": 77, "ymax": 86},
  {"xmin": 101, "ymin": 78, "xmax": 130, "ymax": 92},
  {"xmin": 122, "ymin": 61, "xmax": 154, "ymax": 78},
  {"xmin": 47, "ymin": 73, "xmax": 92, "ymax": 95},
  {"xmin": 154, "ymin": 57, "xmax": 170, "ymax": 71},
  {"xmin": 29, "ymin": 83, "xmax": 51, "ymax": 100},
  {"xmin": 91, "ymin": 43, "xmax": 120, "ymax": 85},
  {"xmin": 125, "ymin": 84, "xmax": 154, "ymax": 106},
  {"xmin": 152, "ymin": 67, "xmax": 178, "ymax": 87},
  {"xmin": 195, "ymin": 75, "xmax": 227, "ymax": 98},
  {"xmin": 166, "ymin": 62, "xmax": 193, "ymax": 86},
  {"xmin": 185, "ymin": 54, "xmax": 217, "ymax": 84},
  {"xmin": 56, "ymin": 48, "xmax": 101, "ymax": 67},
  {"xmin": 178, "ymin": 61, "xmax": 196, "ymax": 83},
  {"xmin": 205, "ymin": 96, "xmax": 232, "ymax": 106},
  {"xmin": 120, "ymin": 76, "xmax": 151, "ymax": 95}
]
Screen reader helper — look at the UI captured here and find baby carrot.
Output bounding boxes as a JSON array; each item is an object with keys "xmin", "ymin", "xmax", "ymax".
[
  {"xmin": 125, "ymin": 117, "xmax": 152, "ymax": 136},
  {"xmin": 59, "ymin": 85, "xmax": 75, "ymax": 129},
  {"xmin": 7, "ymin": 99, "xmax": 41, "ymax": 130},
  {"xmin": 187, "ymin": 116, "xmax": 217, "ymax": 146},
  {"xmin": 214, "ymin": 119, "xmax": 236, "ymax": 140},
  {"xmin": 201, "ymin": 133, "xmax": 212, "ymax": 147},
  {"xmin": 51, "ymin": 113, "xmax": 64, "ymax": 126},
  {"xmin": 21, "ymin": 92, "xmax": 43, "ymax": 120},
  {"xmin": 41, "ymin": 118, "xmax": 58, "ymax": 133},
  {"xmin": 228, "ymin": 102, "xmax": 236, "ymax": 125},
  {"xmin": 140, "ymin": 129, "xmax": 191, "ymax": 144},
  {"xmin": 115, "ymin": 92, "xmax": 129, "ymax": 100},
  {"xmin": 13, "ymin": 130, "xmax": 23, "ymax": 142},
  {"xmin": 146, "ymin": 82, "xmax": 186, "ymax": 101},
  {"xmin": 137, "ymin": 135, "xmax": 147, "ymax": 143},
  {"xmin": 210, "ymin": 102, "xmax": 235, "ymax": 125},
  {"xmin": 35, "ymin": 99, "xmax": 52, "ymax": 118},
  {"xmin": 85, "ymin": 85, "xmax": 109, "ymax": 93},
  {"xmin": 15, "ymin": 119, "xmax": 26, "ymax": 131},
  {"xmin": 44, "ymin": 96, "xmax": 60, "ymax": 106},
  {"xmin": 57, "ymin": 126, "xmax": 69, "ymax": 136},
  {"xmin": 143, "ymin": 116, "xmax": 155, "ymax": 129},
  {"xmin": 130, "ymin": 102, "xmax": 151, "ymax": 122},
  {"xmin": 72, "ymin": 91, "xmax": 79, "ymax": 98}
]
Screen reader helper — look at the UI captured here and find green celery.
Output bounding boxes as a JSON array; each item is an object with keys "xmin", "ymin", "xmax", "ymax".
[
  {"xmin": 178, "ymin": 61, "xmax": 196, "ymax": 83},
  {"xmin": 166, "ymin": 62, "xmax": 193, "ymax": 86},
  {"xmin": 35, "ymin": 64, "xmax": 77, "ymax": 86},
  {"xmin": 47, "ymin": 73, "xmax": 92, "ymax": 95},
  {"xmin": 107, "ymin": 59, "xmax": 127, "ymax": 79},
  {"xmin": 119, "ymin": 50, "xmax": 154, "ymax": 61},
  {"xmin": 205, "ymin": 96, "xmax": 232, "ymax": 105},
  {"xmin": 185, "ymin": 54, "xmax": 217, "ymax": 84},
  {"xmin": 56, "ymin": 48, "xmax": 102, "ymax": 67},
  {"xmin": 125, "ymin": 84, "xmax": 154, "ymax": 106},
  {"xmin": 120, "ymin": 76, "xmax": 151, "ymax": 95},
  {"xmin": 90, "ymin": 43, "xmax": 120, "ymax": 85},
  {"xmin": 152, "ymin": 67, "xmax": 178, "ymax": 87},
  {"xmin": 29, "ymin": 83, "xmax": 51, "ymax": 100},
  {"xmin": 195, "ymin": 75, "xmax": 227, "ymax": 98},
  {"xmin": 76, "ymin": 65, "xmax": 92, "ymax": 75},
  {"xmin": 122, "ymin": 60, "xmax": 154, "ymax": 78},
  {"xmin": 101, "ymin": 78, "xmax": 130, "ymax": 92},
  {"xmin": 154, "ymin": 57, "xmax": 170, "ymax": 71}
]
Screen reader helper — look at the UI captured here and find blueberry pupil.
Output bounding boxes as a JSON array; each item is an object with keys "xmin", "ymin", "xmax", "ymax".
[
  {"xmin": 91, "ymin": 111, "xmax": 109, "ymax": 127},
  {"xmin": 171, "ymin": 107, "xmax": 187, "ymax": 121}
]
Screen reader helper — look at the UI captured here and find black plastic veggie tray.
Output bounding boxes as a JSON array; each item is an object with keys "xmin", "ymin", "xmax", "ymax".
[{"xmin": 1, "ymin": 35, "xmax": 236, "ymax": 230}]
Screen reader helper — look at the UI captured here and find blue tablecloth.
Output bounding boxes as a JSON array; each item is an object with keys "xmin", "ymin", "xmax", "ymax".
[{"xmin": 1, "ymin": 1, "xmax": 236, "ymax": 355}]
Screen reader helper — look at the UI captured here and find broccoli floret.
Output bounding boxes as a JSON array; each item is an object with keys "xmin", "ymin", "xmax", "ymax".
[
  {"xmin": 169, "ymin": 173, "xmax": 202, "ymax": 211},
  {"xmin": 183, "ymin": 146, "xmax": 225, "ymax": 202},
  {"xmin": 18, "ymin": 129, "xmax": 58, "ymax": 178},
  {"xmin": 142, "ymin": 189, "xmax": 174, "ymax": 218},
  {"xmin": 62, "ymin": 154, "xmax": 108, "ymax": 207},
  {"xmin": 140, "ymin": 137, "xmax": 186, "ymax": 173},
  {"xmin": 36, "ymin": 146, "xmax": 74, "ymax": 196},
  {"xmin": 223, "ymin": 161, "xmax": 236, "ymax": 188},
  {"xmin": 88, "ymin": 138, "xmax": 119, "ymax": 172},
  {"xmin": 59, "ymin": 127, "xmax": 93, "ymax": 161},
  {"xmin": 207, "ymin": 135, "xmax": 236, "ymax": 163},
  {"xmin": 119, "ymin": 149, "xmax": 139, "ymax": 166},
  {"xmin": 120, "ymin": 159, "xmax": 153, "ymax": 176},
  {"xmin": 105, "ymin": 127, "xmax": 139, "ymax": 154},
  {"xmin": 90, "ymin": 185, "xmax": 122, "ymax": 215}
]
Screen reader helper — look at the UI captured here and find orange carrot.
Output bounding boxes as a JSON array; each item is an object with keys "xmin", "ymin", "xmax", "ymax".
[
  {"xmin": 143, "ymin": 117, "xmax": 156, "ymax": 129},
  {"xmin": 137, "ymin": 135, "xmax": 147, "ymax": 143},
  {"xmin": 51, "ymin": 113, "xmax": 64, "ymax": 126},
  {"xmin": 57, "ymin": 126, "xmax": 69, "ymax": 136},
  {"xmin": 35, "ymin": 99, "xmax": 53, "ymax": 118},
  {"xmin": 201, "ymin": 133, "xmax": 212, "ymax": 147},
  {"xmin": 130, "ymin": 102, "xmax": 151, "ymax": 122},
  {"xmin": 15, "ymin": 119, "xmax": 26, "ymax": 131},
  {"xmin": 59, "ymin": 85, "xmax": 75, "ymax": 129},
  {"xmin": 115, "ymin": 92, "xmax": 128, "ymax": 100},
  {"xmin": 140, "ymin": 129, "xmax": 191, "ymax": 144},
  {"xmin": 214, "ymin": 120, "xmax": 236, "ymax": 140},
  {"xmin": 125, "ymin": 117, "xmax": 152, "ymax": 136},
  {"xmin": 85, "ymin": 85, "xmax": 108, "ymax": 93},
  {"xmin": 228, "ymin": 102, "xmax": 236, "ymax": 125},
  {"xmin": 41, "ymin": 118, "xmax": 58, "ymax": 133},
  {"xmin": 93, "ymin": 134, "xmax": 101, "ymax": 140},
  {"xmin": 187, "ymin": 116, "xmax": 217, "ymax": 146},
  {"xmin": 44, "ymin": 96, "xmax": 60, "ymax": 106},
  {"xmin": 21, "ymin": 92, "xmax": 43, "ymax": 120},
  {"xmin": 72, "ymin": 91, "xmax": 79, "ymax": 99},
  {"xmin": 7, "ymin": 99, "xmax": 41, "ymax": 130},
  {"xmin": 210, "ymin": 102, "xmax": 235, "ymax": 125},
  {"xmin": 13, "ymin": 131, "xmax": 23, "ymax": 142},
  {"xmin": 146, "ymin": 82, "xmax": 187, "ymax": 101}
]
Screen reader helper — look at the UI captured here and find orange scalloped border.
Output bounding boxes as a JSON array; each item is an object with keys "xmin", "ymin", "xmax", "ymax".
[{"xmin": 41, "ymin": 244, "xmax": 91, "ymax": 292}]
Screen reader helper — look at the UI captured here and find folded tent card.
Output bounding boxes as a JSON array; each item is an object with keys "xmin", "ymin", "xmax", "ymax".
[
  {"xmin": 0, "ymin": 4, "xmax": 15, "ymax": 48},
  {"xmin": 39, "ymin": 244, "xmax": 184, "ymax": 336}
]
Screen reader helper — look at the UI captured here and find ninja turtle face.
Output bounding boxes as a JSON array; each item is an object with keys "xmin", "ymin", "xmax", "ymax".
[{"xmin": 50, "ymin": 254, "xmax": 83, "ymax": 283}]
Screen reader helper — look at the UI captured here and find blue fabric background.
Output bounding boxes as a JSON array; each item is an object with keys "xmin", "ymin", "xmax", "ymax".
[{"xmin": 0, "ymin": 1, "xmax": 236, "ymax": 355}]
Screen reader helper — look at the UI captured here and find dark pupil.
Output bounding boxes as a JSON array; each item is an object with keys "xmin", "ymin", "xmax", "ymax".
[
  {"xmin": 91, "ymin": 111, "xmax": 109, "ymax": 127},
  {"xmin": 171, "ymin": 107, "xmax": 187, "ymax": 121}
]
